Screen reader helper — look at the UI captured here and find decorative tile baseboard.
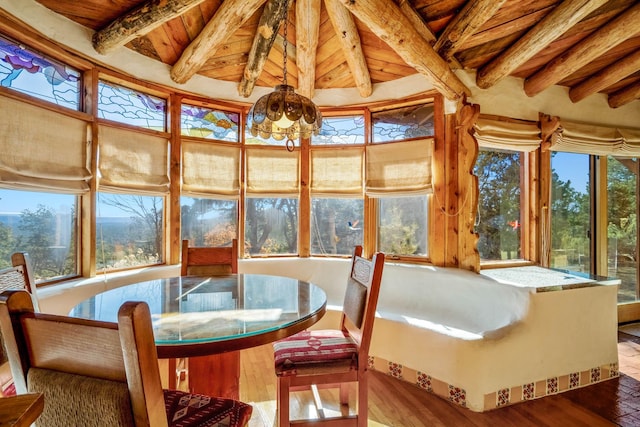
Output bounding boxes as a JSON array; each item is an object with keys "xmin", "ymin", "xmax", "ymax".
[{"xmin": 369, "ymin": 355, "xmax": 619, "ymax": 411}]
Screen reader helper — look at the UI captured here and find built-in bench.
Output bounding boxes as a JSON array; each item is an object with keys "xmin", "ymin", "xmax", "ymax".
[{"xmin": 38, "ymin": 259, "xmax": 619, "ymax": 412}]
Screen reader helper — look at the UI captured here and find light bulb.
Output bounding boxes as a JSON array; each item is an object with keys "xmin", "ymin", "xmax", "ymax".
[{"xmin": 274, "ymin": 114, "xmax": 294, "ymax": 129}]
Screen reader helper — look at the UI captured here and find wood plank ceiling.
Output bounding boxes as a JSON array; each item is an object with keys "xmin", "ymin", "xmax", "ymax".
[{"xmin": 33, "ymin": 0, "xmax": 640, "ymax": 108}]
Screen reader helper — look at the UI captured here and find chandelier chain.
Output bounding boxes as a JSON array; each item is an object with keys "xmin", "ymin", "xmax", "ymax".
[{"xmin": 282, "ymin": 0, "xmax": 288, "ymax": 86}]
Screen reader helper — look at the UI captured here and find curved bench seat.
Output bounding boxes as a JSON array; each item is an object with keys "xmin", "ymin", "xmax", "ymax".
[{"xmin": 38, "ymin": 258, "xmax": 619, "ymax": 412}]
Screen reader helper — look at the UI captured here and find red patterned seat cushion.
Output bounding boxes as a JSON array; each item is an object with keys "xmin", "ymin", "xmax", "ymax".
[
  {"xmin": 273, "ymin": 330, "xmax": 358, "ymax": 376},
  {"xmin": 164, "ymin": 389, "xmax": 252, "ymax": 427}
]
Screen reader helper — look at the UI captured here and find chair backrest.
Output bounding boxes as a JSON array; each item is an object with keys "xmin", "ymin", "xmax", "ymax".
[
  {"xmin": 0, "ymin": 290, "xmax": 168, "ymax": 427},
  {"xmin": 181, "ymin": 239, "xmax": 238, "ymax": 276},
  {"xmin": 341, "ymin": 246, "xmax": 385, "ymax": 364}
]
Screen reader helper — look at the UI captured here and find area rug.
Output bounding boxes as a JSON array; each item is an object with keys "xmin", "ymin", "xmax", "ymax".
[{"xmin": 619, "ymin": 322, "xmax": 640, "ymax": 338}]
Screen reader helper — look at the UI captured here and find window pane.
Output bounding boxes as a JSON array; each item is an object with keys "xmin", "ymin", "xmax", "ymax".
[
  {"xmin": 0, "ymin": 34, "xmax": 81, "ymax": 109},
  {"xmin": 98, "ymin": 80, "xmax": 166, "ymax": 131},
  {"xmin": 475, "ymin": 149, "xmax": 522, "ymax": 261},
  {"xmin": 97, "ymin": 193, "xmax": 163, "ymax": 271},
  {"xmin": 607, "ymin": 157, "xmax": 638, "ymax": 303},
  {"xmin": 372, "ymin": 103, "xmax": 434, "ymax": 143},
  {"xmin": 378, "ymin": 195, "xmax": 428, "ymax": 256},
  {"xmin": 245, "ymin": 198, "xmax": 298, "ymax": 255},
  {"xmin": 313, "ymin": 115, "xmax": 365, "ymax": 145},
  {"xmin": 311, "ymin": 198, "xmax": 363, "ymax": 255},
  {"xmin": 245, "ymin": 125, "xmax": 294, "ymax": 146},
  {"xmin": 551, "ymin": 152, "xmax": 591, "ymax": 272},
  {"xmin": 181, "ymin": 197, "xmax": 238, "ymax": 246},
  {"xmin": 0, "ymin": 189, "xmax": 77, "ymax": 282},
  {"xmin": 181, "ymin": 104, "xmax": 239, "ymax": 142}
]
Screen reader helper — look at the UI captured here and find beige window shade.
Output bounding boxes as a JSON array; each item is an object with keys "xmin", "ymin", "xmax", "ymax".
[
  {"xmin": 473, "ymin": 118, "xmax": 541, "ymax": 152},
  {"xmin": 366, "ymin": 139, "xmax": 433, "ymax": 196},
  {"xmin": 182, "ymin": 141, "xmax": 240, "ymax": 198},
  {"xmin": 311, "ymin": 147, "xmax": 363, "ymax": 196},
  {"xmin": 246, "ymin": 147, "xmax": 299, "ymax": 196},
  {"xmin": 98, "ymin": 125, "xmax": 169, "ymax": 194},
  {"xmin": 0, "ymin": 95, "xmax": 91, "ymax": 193},
  {"xmin": 550, "ymin": 120, "xmax": 640, "ymax": 157}
]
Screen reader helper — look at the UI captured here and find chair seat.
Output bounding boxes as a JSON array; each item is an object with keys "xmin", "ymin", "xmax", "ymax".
[
  {"xmin": 273, "ymin": 329, "xmax": 358, "ymax": 376},
  {"xmin": 164, "ymin": 389, "xmax": 253, "ymax": 427}
]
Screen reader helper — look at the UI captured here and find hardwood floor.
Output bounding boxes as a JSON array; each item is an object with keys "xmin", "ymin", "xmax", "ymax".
[{"xmin": 238, "ymin": 331, "xmax": 640, "ymax": 426}]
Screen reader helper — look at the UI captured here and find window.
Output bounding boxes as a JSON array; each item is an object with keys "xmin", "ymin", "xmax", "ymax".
[
  {"xmin": 372, "ymin": 103, "xmax": 434, "ymax": 143},
  {"xmin": 181, "ymin": 104, "xmax": 239, "ymax": 142},
  {"xmin": 96, "ymin": 193, "xmax": 163, "ymax": 271},
  {"xmin": 0, "ymin": 34, "xmax": 81, "ymax": 109},
  {"xmin": 550, "ymin": 152, "xmax": 591, "ymax": 272},
  {"xmin": 313, "ymin": 115, "xmax": 365, "ymax": 145},
  {"xmin": 0, "ymin": 189, "xmax": 77, "ymax": 282},
  {"xmin": 245, "ymin": 198, "xmax": 298, "ymax": 255},
  {"xmin": 98, "ymin": 80, "xmax": 166, "ymax": 131},
  {"xmin": 181, "ymin": 197, "xmax": 238, "ymax": 246},
  {"xmin": 311, "ymin": 198, "xmax": 363, "ymax": 255},
  {"xmin": 378, "ymin": 196, "xmax": 428, "ymax": 256},
  {"xmin": 475, "ymin": 149, "xmax": 522, "ymax": 261},
  {"xmin": 607, "ymin": 157, "xmax": 638, "ymax": 303}
]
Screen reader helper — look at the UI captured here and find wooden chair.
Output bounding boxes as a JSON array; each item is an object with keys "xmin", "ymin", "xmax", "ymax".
[
  {"xmin": 0, "ymin": 252, "xmax": 37, "ymax": 397},
  {"xmin": 181, "ymin": 238, "xmax": 238, "ymax": 276},
  {"xmin": 0, "ymin": 289, "xmax": 253, "ymax": 427},
  {"xmin": 175, "ymin": 239, "xmax": 240, "ymax": 397},
  {"xmin": 273, "ymin": 246, "xmax": 385, "ymax": 427}
]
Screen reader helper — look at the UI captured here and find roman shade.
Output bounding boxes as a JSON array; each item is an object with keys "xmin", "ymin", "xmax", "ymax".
[
  {"xmin": 245, "ymin": 147, "xmax": 299, "ymax": 196},
  {"xmin": 551, "ymin": 120, "xmax": 640, "ymax": 157},
  {"xmin": 473, "ymin": 118, "xmax": 541, "ymax": 152},
  {"xmin": 0, "ymin": 95, "xmax": 91, "ymax": 193},
  {"xmin": 310, "ymin": 147, "xmax": 363, "ymax": 197},
  {"xmin": 98, "ymin": 125, "xmax": 170, "ymax": 194},
  {"xmin": 365, "ymin": 139, "xmax": 433, "ymax": 196},
  {"xmin": 182, "ymin": 141, "xmax": 240, "ymax": 198}
]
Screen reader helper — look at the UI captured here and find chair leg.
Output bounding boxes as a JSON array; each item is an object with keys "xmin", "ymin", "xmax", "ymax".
[
  {"xmin": 277, "ymin": 375, "xmax": 291, "ymax": 427},
  {"xmin": 357, "ymin": 373, "xmax": 367, "ymax": 427}
]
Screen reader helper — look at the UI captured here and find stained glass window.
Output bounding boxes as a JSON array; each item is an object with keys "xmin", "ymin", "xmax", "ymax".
[
  {"xmin": 245, "ymin": 128, "xmax": 291, "ymax": 146},
  {"xmin": 372, "ymin": 103, "xmax": 435, "ymax": 143},
  {"xmin": 181, "ymin": 104, "xmax": 239, "ymax": 142},
  {"xmin": 98, "ymin": 80, "xmax": 166, "ymax": 131},
  {"xmin": 0, "ymin": 34, "xmax": 80, "ymax": 109},
  {"xmin": 313, "ymin": 115, "xmax": 365, "ymax": 145}
]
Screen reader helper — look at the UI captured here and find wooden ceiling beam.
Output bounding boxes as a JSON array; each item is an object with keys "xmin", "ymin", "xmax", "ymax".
[
  {"xmin": 171, "ymin": 0, "xmax": 267, "ymax": 84},
  {"xmin": 524, "ymin": 2, "xmax": 640, "ymax": 97},
  {"xmin": 93, "ymin": 0, "xmax": 208, "ymax": 55},
  {"xmin": 396, "ymin": 0, "xmax": 461, "ymax": 68},
  {"xmin": 336, "ymin": 0, "xmax": 470, "ymax": 100},
  {"xmin": 477, "ymin": 0, "xmax": 608, "ymax": 89},
  {"xmin": 238, "ymin": 0, "xmax": 288, "ymax": 97},
  {"xmin": 433, "ymin": 0, "xmax": 506, "ymax": 62},
  {"xmin": 569, "ymin": 49, "xmax": 640, "ymax": 103},
  {"xmin": 296, "ymin": 0, "xmax": 321, "ymax": 98},
  {"xmin": 608, "ymin": 79, "xmax": 640, "ymax": 108},
  {"xmin": 324, "ymin": 0, "xmax": 372, "ymax": 98}
]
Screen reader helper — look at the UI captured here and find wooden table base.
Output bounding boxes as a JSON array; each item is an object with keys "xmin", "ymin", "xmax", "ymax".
[{"xmin": 166, "ymin": 352, "xmax": 241, "ymax": 399}]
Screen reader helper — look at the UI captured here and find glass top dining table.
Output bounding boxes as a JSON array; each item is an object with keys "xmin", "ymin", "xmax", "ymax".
[{"xmin": 69, "ymin": 274, "xmax": 327, "ymax": 359}]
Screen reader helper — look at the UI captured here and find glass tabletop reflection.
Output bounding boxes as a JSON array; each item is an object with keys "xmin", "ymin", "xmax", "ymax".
[{"xmin": 69, "ymin": 274, "xmax": 327, "ymax": 358}]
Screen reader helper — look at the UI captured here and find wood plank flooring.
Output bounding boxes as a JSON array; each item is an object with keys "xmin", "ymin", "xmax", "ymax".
[{"xmin": 238, "ymin": 331, "xmax": 640, "ymax": 426}]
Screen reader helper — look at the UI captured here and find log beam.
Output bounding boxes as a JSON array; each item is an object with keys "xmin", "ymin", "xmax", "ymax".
[
  {"xmin": 93, "ymin": 0, "xmax": 208, "ymax": 55},
  {"xmin": 434, "ymin": 0, "xmax": 506, "ymax": 62},
  {"xmin": 324, "ymin": 0, "xmax": 372, "ymax": 98},
  {"xmin": 296, "ymin": 0, "xmax": 321, "ymax": 98},
  {"xmin": 524, "ymin": 2, "xmax": 640, "ymax": 97},
  {"xmin": 396, "ymin": 0, "xmax": 461, "ymax": 68},
  {"xmin": 569, "ymin": 49, "xmax": 640, "ymax": 103},
  {"xmin": 608, "ymin": 80, "xmax": 640, "ymax": 108},
  {"xmin": 171, "ymin": 0, "xmax": 267, "ymax": 84},
  {"xmin": 238, "ymin": 0, "xmax": 288, "ymax": 98},
  {"xmin": 477, "ymin": 0, "xmax": 607, "ymax": 89},
  {"xmin": 336, "ymin": 0, "xmax": 470, "ymax": 100}
]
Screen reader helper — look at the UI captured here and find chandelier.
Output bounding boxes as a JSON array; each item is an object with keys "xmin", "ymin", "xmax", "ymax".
[{"xmin": 247, "ymin": 0, "xmax": 322, "ymax": 152}]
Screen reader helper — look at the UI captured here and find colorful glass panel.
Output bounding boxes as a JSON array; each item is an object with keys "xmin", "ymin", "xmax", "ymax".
[
  {"xmin": 372, "ymin": 103, "xmax": 435, "ymax": 142},
  {"xmin": 98, "ymin": 80, "xmax": 166, "ymax": 131},
  {"xmin": 0, "ymin": 34, "xmax": 80, "ymax": 109},
  {"xmin": 313, "ymin": 115, "xmax": 365, "ymax": 145},
  {"xmin": 181, "ymin": 104, "xmax": 239, "ymax": 142}
]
